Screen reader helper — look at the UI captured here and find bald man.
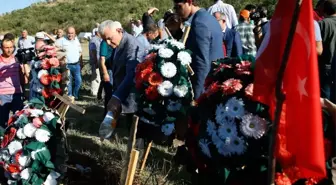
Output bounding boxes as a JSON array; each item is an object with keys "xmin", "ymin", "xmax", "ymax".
[
  {"xmin": 17, "ymin": 30, "xmax": 35, "ymax": 50},
  {"xmin": 57, "ymin": 26, "xmax": 83, "ymax": 100}
]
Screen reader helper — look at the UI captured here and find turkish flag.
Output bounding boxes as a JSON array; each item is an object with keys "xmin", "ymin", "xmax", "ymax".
[{"xmin": 253, "ymin": 0, "xmax": 326, "ymax": 181}]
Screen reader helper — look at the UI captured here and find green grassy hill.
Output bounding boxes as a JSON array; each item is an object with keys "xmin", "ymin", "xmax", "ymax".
[{"xmin": 0, "ymin": 0, "xmax": 278, "ymax": 36}]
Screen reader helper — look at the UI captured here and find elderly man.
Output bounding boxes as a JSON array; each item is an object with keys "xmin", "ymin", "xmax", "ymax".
[
  {"xmin": 57, "ymin": 27, "xmax": 83, "ymax": 100},
  {"xmin": 208, "ymin": 0, "xmax": 238, "ymax": 29},
  {"xmin": 17, "ymin": 30, "xmax": 35, "ymax": 50},
  {"xmin": 98, "ymin": 20, "xmax": 144, "ymax": 120},
  {"xmin": 214, "ymin": 12, "xmax": 243, "ymax": 57}
]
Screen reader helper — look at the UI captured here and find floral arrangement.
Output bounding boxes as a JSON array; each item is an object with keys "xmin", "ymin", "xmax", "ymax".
[
  {"xmin": 134, "ymin": 39, "xmax": 193, "ymax": 143},
  {"xmin": 30, "ymin": 45, "xmax": 63, "ymax": 102},
  {"xmin": 0, "ymin": 98, "xmax": 63, "ymax": 185},
  {"xmin": 185, "ymin": 56, "xmax": 271, "ymax": 171}
]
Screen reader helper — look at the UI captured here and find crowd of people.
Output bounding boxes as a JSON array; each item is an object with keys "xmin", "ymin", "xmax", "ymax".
[{"xmin": 0, "ymin": 0, "xmax": 335, "ymax": 179}]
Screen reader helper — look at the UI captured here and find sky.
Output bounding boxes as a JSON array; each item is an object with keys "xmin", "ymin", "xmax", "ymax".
[{"xmin": 0, "ymin": 0, "xmax": 45, "ymax": 15}]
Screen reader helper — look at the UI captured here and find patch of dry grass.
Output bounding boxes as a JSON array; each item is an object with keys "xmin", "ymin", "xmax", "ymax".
[{"xmin": 60, "ymin": 43, "xmax": 191, "ymax": 185}]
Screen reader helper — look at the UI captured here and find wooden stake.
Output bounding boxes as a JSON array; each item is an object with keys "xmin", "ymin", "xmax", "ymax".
[
  {"xmin": 164, "ymin": 26, "xmax": 173, "ymax": 38},
  {"xmin": 52, "ymin": 92, "xmax": 85, "ymax": 114},
  {"xmin": 267, "ymin": 0, "xmax": 303, "ymax": 184},
  {"xmin": 120, "ymin": 115, "xmax": 139, "ymax": 185},
  {"xmin": 125, "ymin": 149, "xmax": 140, "ymax": 185},
  {"xmin": 180, "ymin": 25, "xmax": 195, "ymax": 76},
  {"xmin": 139, "ymin": 141, "xmax": 153, "ymax": 173}
]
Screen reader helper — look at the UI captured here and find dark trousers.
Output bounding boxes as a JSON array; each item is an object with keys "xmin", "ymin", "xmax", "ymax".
[
  {"xmin": 0, "ymin": 94, "xmax": 24, "ymax": 128},
  {"xmin": 103, "ymin": 70, "xmax": 114, "ymax": 116}
]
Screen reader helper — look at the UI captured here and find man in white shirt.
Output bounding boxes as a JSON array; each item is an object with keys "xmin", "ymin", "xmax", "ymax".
[
  {"xmin": 57, "ymin": 27, "xmax": 83, "ymax": 100},
  {"xmin": 208, "ymin": 0, "xmax": 238, "ymax": 29},
  {"xmin": 17, "ymin": 30, "xmax": 35, "ymax": 49}
]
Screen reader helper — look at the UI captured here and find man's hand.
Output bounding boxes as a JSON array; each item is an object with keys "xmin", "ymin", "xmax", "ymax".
[
  {"xmin": 107, "ymin": 96, "xmax": 122, "ymax": 120},
  {"xmin": 103, "ymin": 73, "xmax": 110, "ymax": 82},
  {"xmin": 148, "ymin": 7, "xmax": 159, "ymax": 15}
]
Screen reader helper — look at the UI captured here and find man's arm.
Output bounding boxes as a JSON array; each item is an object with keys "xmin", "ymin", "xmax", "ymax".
[
  {"xmin": 113, "ymin": 45, "xmax": 143, "ymax": 102},
  {"xmin": 234, "ymin": 31, "xmax": 243, "ymax": 57},
  {"xmin": 191, "ymin": 21, "xmax": 211, "ymax": 99},
  {"xmin": 230, "ymin": 6, "xmax": 238, "ymax": 28},
  {"xmin": 43, "ymin": 32, "xmax": 56, "ymax": 43},
  {"xmin": 100, "ymin": 56, "xmax": 110, "ymax": 82}
]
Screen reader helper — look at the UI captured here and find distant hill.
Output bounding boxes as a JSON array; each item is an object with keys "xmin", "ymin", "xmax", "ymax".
[{"xmin": 0, "ymin": 0, "xmax": 279, "ymax": 36}]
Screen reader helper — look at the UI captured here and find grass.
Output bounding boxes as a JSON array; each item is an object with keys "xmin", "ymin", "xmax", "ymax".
[{"xmin": 59, "ymin": 42, "xmax": 191, "ymax": 185}]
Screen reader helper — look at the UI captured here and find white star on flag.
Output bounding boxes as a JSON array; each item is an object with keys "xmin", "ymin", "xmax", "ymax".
[{"xmin": 297, "ymin": 76, "xmax": 308, "ymax": 101}]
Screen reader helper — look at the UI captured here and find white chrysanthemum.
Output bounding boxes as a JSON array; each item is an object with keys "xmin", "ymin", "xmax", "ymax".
[
  {"xmin": 11, "ymin": 173, "xmax": 20, "ymax": 179},
  {"xmin": 199, "ymin": 139, "xmax": 212, "ymax": 158},
  {"xmin": 19, "ymin": 155, "xmax": 30, "ymax": 167},
  {"xmin": 167, "ymin": 100, "xmax": 182, "ymax": 112},
  {"xmin": 43, "ymin": 112, "xmax": 55, "ymax": 122},
  {"xmin": 158, "ymin": 48, "xmax": 174, "ymax": 59},
  {"xmin": 16, "ymin": 128, "xmax": 26, "ymax": 139},
  {"xmin": 20, "ymin": 168, "xmax": 32, "ymax": 180},
  {"xmin": 240, "ymin": 113, "xmax": 268, "ymax": 139},
  {"xmin": 173, "ymin": 85, "xmax": 188, "ymax": 98},
  {"xmin": 140, "ymin": 117, "xmax": 155, "ymax": 125},
  {"xmin": 7, "ymin": 141, "xmax": 22, "ymax": 155},
  {"xmin": 30, "ymin": 109, "xmax": 44, "ymax": 117},
  {"xmin": 217, "ymin": 122, "xmax": 237, "ymax": 140},
  {"xmin": 225, "ymin": 97, "xmax": 245, "ymax": 119},
  {"xmin": 44, "ymin": 171, "xmax": 61, "ymax": 185},
  {"xmin": 161, "ymin": 123, "xmax": 175, "ymax": 136},
  {"xmin": 177, "ymin": 51, "xmax": 192, "ymax": 66},
  {"xmin": 143, "ymin": 107, "xmax": 156, "ymax": 115},
  {"xmin": 35, "ymin": 129, "xmax": 51, "ymax": 143},
  {"xmin": 23, "ymin": 123, "xmax": 37, "ymax": 138},
  {"xmin": 152, "ymin": 44, "xmax": 165, "ymax": 50},
  {"xmin": 230, "ymin": 136, "xmax": 246, "ymax": 155},
  {"xmin": 31, "ymin": 147, "xmax": 47, "ymax": 160},
  {"xmin": 169, "ymin": 40, "xmax": 185, "ymax": 50},
  {"xmin": 37, "ymin": 69, "xmax": 48, "ymax": 79},
  {"xmin": 206, "ymin": 120, "xmax": 217, "ymax": 137},
  {"xmin": 216, "ymin": 141, "xmax": 234, "ymax": 157},
  {"xmin": 157, "ymin": 81, "xmax": 173, "ymax": 97},
  {"xmin": 160, "ymin": 62, "xmax": 177, "ymax": 78}
]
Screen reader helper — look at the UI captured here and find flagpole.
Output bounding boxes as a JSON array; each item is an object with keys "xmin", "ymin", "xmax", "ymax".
[{"xmin": 267, "ymin": 0, "xmax": 303, "ymax": 184}]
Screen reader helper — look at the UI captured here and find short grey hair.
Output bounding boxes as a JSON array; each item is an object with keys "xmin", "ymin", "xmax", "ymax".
[
  {"xmin": 214, "ymin": 12, "xmax": 227, "ymax": 21},
  {"xmin": 98, "ymin": 20, "xmax": 122, "ymax": 36}
]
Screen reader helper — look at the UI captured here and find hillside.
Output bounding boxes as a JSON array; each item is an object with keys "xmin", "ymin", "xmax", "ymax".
[{"xmin": 0, "ymin": 0, "xmax": 277, "ymax": 35}]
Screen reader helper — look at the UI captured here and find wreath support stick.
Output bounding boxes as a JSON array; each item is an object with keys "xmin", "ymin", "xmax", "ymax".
[
  {"xmin": 52, "ymin": 92, "xmax": 85, "ymax": 114},
  {"xmin": 267, "ymin": 0, "xmax": 302, "ymax": 184},
  {"xmin": 139, "ymin": 141, "xmax": 153, "ymax": 173},
  {"xmin": 120, "ymin": 116, "xmax": 139, "ymax": 185},
  {"xmin": 180, "ymin": 26, "xmax": 195, "ymax": 76}
]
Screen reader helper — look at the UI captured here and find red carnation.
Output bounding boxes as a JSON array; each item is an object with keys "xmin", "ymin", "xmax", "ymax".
[
  {"xmin": 7, "ymin": 116, "xmax": 16, "ymax": 126},
  {"xmin": 204, "ymin": 77, "xmax": 214, "ymax": 89},
  {"xmin": 136, "ymin": 60, "xmax": 154, "ymax": 74},
  {"xmin": 41, "ymin": 58, "xmax": 51, "ymax": 69},
  {"xmin": 222, "ymin": 78, "xmax": 243, "ymax": 95},
  {"xmin": 8, "ymin": 127, "xmax": 17, "ymax": 142},
  {"xmin": 275, "ymin": 173, "xmax": 292, "ymax": 185},
  {"xmin": 140, "ymin": 68, "xmax": 152, "ymax": 82},
  {"xmin": 42, "ymin": 88, "xmax": 51, "ymax": 99},
  {"xmin": 52, "ymin": 74, "xmax": 62, "ymax": 82},
  {"xmin": 145, "ymin": 86, "xmax": 159, "ymax": 101},
  {"xmin": 148, "ymin": 72, "xmax": 163, "ymax": 86},
  {"xmin": 7, "ymin": 164, "xmax": 21, "ymax": 174},
  {"xmin": 214, "ymin": 63, "xmax": 232, "ymax": 75},
  {"xmin": 205, "ymin": 82, "xmax": 221, "ymax": 97},
  {"xmin": 235, "ymin": 61, "xmax": 252, "ymax": 75},
  {"xmin": 49, "ymin": 58, "xmax": 60, "ymax": 67},
  {"xmin": 15, "ymin": 150, "xmax": 23, "ymax": 163},
  {"xmin": 245, "ymin": 83, "xmax": 254, "ymax": 98},
  {"xmin": 40, "ymin": 74, "xmax": 51, "ymax": 85}
]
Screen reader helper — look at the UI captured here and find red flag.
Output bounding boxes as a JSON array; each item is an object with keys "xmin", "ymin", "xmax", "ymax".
[{"xmin": 253, "ymin": 0, "xmax": 326, "ymax": 181}]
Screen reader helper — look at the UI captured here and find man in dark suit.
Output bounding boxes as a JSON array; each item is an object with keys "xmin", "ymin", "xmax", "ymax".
[
  {"xmin": 98, "ymin": 20, "xmax": 145, "ymax": 119},
  {"xmin": 174, "ymin": 0, "xmax": 224, "ymax": 100},
  {"xmin": 214, "ymin": 12, "xmax": 243, "ymax": 58}
]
